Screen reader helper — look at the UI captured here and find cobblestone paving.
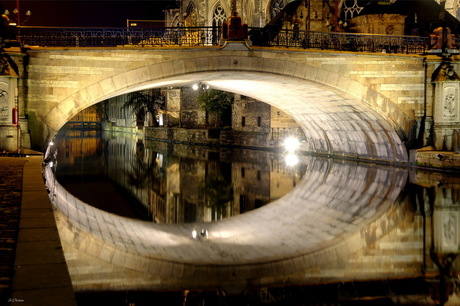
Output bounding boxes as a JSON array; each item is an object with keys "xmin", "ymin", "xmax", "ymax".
[{"xmin": 0, "ymin": 158, "xmax": 26, "ymax": 305}]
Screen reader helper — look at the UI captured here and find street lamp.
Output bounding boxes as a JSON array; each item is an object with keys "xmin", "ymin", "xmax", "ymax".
[{"xmin": 3, "ymin": 2, "xmax": 31, "ymax": 26}]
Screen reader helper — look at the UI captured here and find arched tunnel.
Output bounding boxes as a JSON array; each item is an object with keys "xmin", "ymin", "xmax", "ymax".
[
  {"xmin": 50, "ymin": 70, "xmax": 408, "ymax": 163},
  {"xmin": 44, "ymin": 70, "xmax": 414, "ymax": 292}
]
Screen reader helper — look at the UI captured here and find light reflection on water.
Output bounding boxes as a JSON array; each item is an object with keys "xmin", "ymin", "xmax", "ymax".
[
  {"xmin": 50, "ymin": 127, "xmax": 460, "ymax": 305},
  {"xmin": 54, "ymin": 128, "xmax": 306, "ymax": 223}
]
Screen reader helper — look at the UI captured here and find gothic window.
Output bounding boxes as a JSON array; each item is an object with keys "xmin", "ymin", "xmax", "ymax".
[
  {"xmin": 212, "ymin": 4, "xmax": 227, "ymax": 27},
  {"xmin": 184, "ymin": 2, "xmax": 197, "ymax": 27},
  {"xmin": 271, "ymin": 0, "xmax": 285, "ymax": 19},
  {"xmin": 186, "ymin": 2, "xmax": 196, "ymax": 16}
]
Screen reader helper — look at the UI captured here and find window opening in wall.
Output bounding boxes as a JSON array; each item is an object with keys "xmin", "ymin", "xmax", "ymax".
[
  {"xmin": 240, "ymin": 195, "xmax": 247, "ymax": 213},
  {"xmin": 257, "ymin": 116, "xmax": 262, "ymax": 127},
  {"xmin": 242, "ymin": 116, "xmax": 246, "ymax": 127},
  {"xmin": 212, "ymin": 4, "xmax": 226, "ymax": 26},
  {"xmin": 241, "ymin": 167, "xmax": 245, "ymax": 178},
  {"xmin": 257, "ymin": 170, "xmax": 261, "ymax": 181},
  {"xmin": 212, "ymin": 4, "xmax": 226, "ymax": 44}
]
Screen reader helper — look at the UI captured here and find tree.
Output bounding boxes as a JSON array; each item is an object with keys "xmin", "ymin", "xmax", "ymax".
[
  {"xmin": 199, "ymin": 175, "xmax": 233, "ymax": 220},
  {"xmin": 196, "ymin": 89, "xmax": 233, "ymax": 127},
  {"xmin": 123, "ymin": 89, "xmax": 165, "ymax": 127},
  {"xmin": 94, "ymin": 100, "xmax": 109, "ymax": 121}
]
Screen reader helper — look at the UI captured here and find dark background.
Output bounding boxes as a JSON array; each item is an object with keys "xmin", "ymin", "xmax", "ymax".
[{"xmin": 1, "ymin": 0, "xmax": 177, "ymax": 27}]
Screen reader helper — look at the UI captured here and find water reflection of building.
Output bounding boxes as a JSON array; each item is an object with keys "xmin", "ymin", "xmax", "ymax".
[
  {"xmin": 55, "ymin": 129, "xmax": 101, "ymax": 170},
  {"xmin": 146, "ymin": 142, "xmax": 306, "ymax": 223},
  {"xmin": 57, "ymin": 129, "xmax": 305, "ymax": 224},
  {"xmin": 230, "ymin": 149, "xmax": 302, "ymax": 215},
  {"xmin": 150, "ymin": 150, "xmax": 304, "ymax": 223},
  {"xmin": 150, "ymin": 147, "xmax": 236, "ymax": 223}
]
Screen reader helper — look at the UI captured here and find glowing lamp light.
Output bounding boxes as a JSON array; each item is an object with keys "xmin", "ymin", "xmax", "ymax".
[
  {"xmin": 192, "ymin": 83, "xmax": 199, "ymax": 91},
  {"xmin": 49, "ymin": 141, "xmax": 54, "ymax": 146},
  {"xmin": 283, "ymin": 137, "xmax": 300, "ymax": 152},
  {"xmin": 285, "ymin": 153, "xmax": 299, "ymax": 167},
  {"xmin": 192, "ymin": 228, "xmax": 197, "ymax": 239}
]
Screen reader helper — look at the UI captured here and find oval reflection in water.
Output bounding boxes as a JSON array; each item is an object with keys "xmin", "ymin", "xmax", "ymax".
[
  {"xmin": 45, "ymin": 129, "xmax": 410, "ymax": 293},
  {"xmin": 54, "ymin": 130, "xmax": 307, "ymax": 223}
]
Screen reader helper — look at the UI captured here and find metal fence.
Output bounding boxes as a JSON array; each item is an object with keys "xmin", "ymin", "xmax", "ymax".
[
  {"xmin": 17, "ymin": 26, "xmax": 222, "ymax": 47},
  {"xmin": 16, "ymin": 26, "xmax": 432, "ymax": 54},
  {"xmin": 250, "ymin": 28, "xmax": 431, "ymax": 54}
]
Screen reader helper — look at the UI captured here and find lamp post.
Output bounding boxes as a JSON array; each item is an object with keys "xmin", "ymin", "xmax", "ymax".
[{"xmin": 3, "ymin": 0, "xmax": 31, "ymax": 26}]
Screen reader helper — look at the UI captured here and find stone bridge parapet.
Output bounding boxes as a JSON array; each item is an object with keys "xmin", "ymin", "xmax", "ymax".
[{"xmin": 5, "ymin": 45, "xmax": 452, "ymax": 162}]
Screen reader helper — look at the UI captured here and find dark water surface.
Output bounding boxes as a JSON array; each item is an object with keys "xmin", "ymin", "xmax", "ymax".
[
  {"xmin": 52, "ymin": 127, "xmax": 460, "ymax": 306},
  {"xmin": 54, "ymin": 128, "xmax": 306, "ymax": 223}
]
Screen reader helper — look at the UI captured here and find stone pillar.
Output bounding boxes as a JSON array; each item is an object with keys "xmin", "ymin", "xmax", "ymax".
[
  {"xmin": 165, "ymin": 88, "xmax": 181, "ymax": 127},
  {"xmin": 431, "ymin": 60, "xmax": 460, "ymax": 151},
  {"xmin": 0, "ymin": 75, "xmax": 19, "ymax": 152}
]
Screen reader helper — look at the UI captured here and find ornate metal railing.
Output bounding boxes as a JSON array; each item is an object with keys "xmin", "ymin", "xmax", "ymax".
[
  {"xmin": 250, "ymin": 28, "xmax": 431, "ymax": 54},
  {"xmin": 16, "ymin": 26, "xmax": 432, "ymax": 54},
  {"xmin": 17, "ymin": 26, "xmax": 222, "ymax": 47}
]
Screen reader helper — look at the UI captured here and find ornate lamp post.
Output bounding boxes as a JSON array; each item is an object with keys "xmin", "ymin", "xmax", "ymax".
[
  {"xmin": 3, "ymin": 0, "xmax": 31, "ymax": 27},
  {"xmin": 3, "ymin": 8, "xmax": 31, "ymax": 26}
]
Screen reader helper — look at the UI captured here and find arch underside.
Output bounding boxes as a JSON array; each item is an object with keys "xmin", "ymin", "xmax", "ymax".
[
  {"xmin": 44, "ymin": 71, "xmax": 412, "ymax": 291},
  {"xmin": 50, "ymin": 71, "xmax": 408, "ymax": 163}
]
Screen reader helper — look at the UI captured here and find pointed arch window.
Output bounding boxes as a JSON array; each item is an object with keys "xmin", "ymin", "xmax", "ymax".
[
  {"xmin": 186, "ymin": 2, "xmax": 196, "ymax": 16},
  {"xmin": 184, "ymin": 2, "xmax": 198, "ymax": 27},
  {"xmin": 212, "ymin": 4, "xmax": 227, "ymax": 27},
  {"xmin": 212, "ymin": 4, "xmax": 226, "ymax": 44}
]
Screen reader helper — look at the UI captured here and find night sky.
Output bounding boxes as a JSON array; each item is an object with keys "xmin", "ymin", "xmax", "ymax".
[{"xmin": 1, "ymin": 0, "xmax": 177, "ymax": 27}]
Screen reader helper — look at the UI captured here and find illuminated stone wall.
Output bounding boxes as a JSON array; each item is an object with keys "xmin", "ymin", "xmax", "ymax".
[
  {"xmin": 19, "ymin": 47, "xmax": 428, "ymax": 161},
  {"xmin": 349, "ymin": 14, "xmax": 407, "ymax": 35},
  {"xmin": 0, "ymin": 76, "xmax": 19, "ymax": 151}
]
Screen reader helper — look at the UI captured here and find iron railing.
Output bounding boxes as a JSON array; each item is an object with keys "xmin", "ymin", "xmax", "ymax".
[
  {"xmin": 16, "ymin": 26, "xmax": 433, "ymax": 54},
  {"xmin": 17, "ymin": 26, "xmax": 223, "ymax": 47},
  {"xmin": 250, "ymin": 28, "xmax": 431, "ymax": 54}
]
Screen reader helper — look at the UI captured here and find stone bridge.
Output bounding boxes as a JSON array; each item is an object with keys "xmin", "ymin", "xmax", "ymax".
[
  {"xmin": 4, "ymin": 43, "xmax": 459, "ymax": 297},
  {"xmin": 7, "ymin": 44, "xmax": 448, "ymax": 163}
]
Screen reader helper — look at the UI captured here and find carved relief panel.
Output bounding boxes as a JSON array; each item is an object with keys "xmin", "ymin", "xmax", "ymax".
[
  {"xmin": 442, "ymin": 85, "xmax": 458, "ymax": 119},
  {"xmin": 438, "ymin": 83, "xmax": 460, "ymax": 122},
  {"xmin": 0, "ymin": 81, "xmax": 11, "ymax": 124}
]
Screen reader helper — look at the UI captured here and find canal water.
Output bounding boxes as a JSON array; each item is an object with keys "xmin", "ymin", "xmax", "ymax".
[
  {"xmin": 51, "ymin": 126, "xmax": 460, "ymax": 305},
  {"xmin": 53, "ymin": 128, "xmax": 306, "ymax": 224}
]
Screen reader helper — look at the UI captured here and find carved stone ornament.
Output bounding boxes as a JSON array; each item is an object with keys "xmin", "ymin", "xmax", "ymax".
[
  {"xmin": 443, "ymin": 85, "xmax": 458, "ymax": 118},
  {"xmin": 0, "ymin": 90, "xmax": 9, "ymax": 122}
]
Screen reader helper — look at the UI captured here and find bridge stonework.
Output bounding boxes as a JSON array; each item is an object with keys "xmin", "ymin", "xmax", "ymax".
[{"xmin": 17, "ymin": 46, "xmax": 438, "ymax": 162}]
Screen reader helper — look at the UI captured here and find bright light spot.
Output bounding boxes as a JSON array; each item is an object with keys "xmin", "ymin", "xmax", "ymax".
[
  {"xmin": 49, "ymin": 161, "xmax": 54, "ymax": 168},
  {"xmin": 192, "ymin": 228, "xmax": 197, "ymax": 239},
  {"xmin": 285, "ymin": 153, "xmax": 299, "ymax": 167},
  {"xmin": 283, "ymin": 137, "xmax": 300, "ymax": 152},
  {"xmin": 192, "ymin": 83, "xmax": 199, "ymax": 90},
  {"xmin": 49, "ymin": 141, "xmax": 54, "ymax": 146}
]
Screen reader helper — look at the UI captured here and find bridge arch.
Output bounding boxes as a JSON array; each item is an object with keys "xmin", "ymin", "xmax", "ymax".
[{"xmin": 34, "ymin": 51, "xmax": 414, "ymax": 162}]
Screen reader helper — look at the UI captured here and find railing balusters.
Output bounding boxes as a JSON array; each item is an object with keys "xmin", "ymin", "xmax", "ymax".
[{"xmin": 15, "ymin": 26, "xmax": 431, "ymax": 54}]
